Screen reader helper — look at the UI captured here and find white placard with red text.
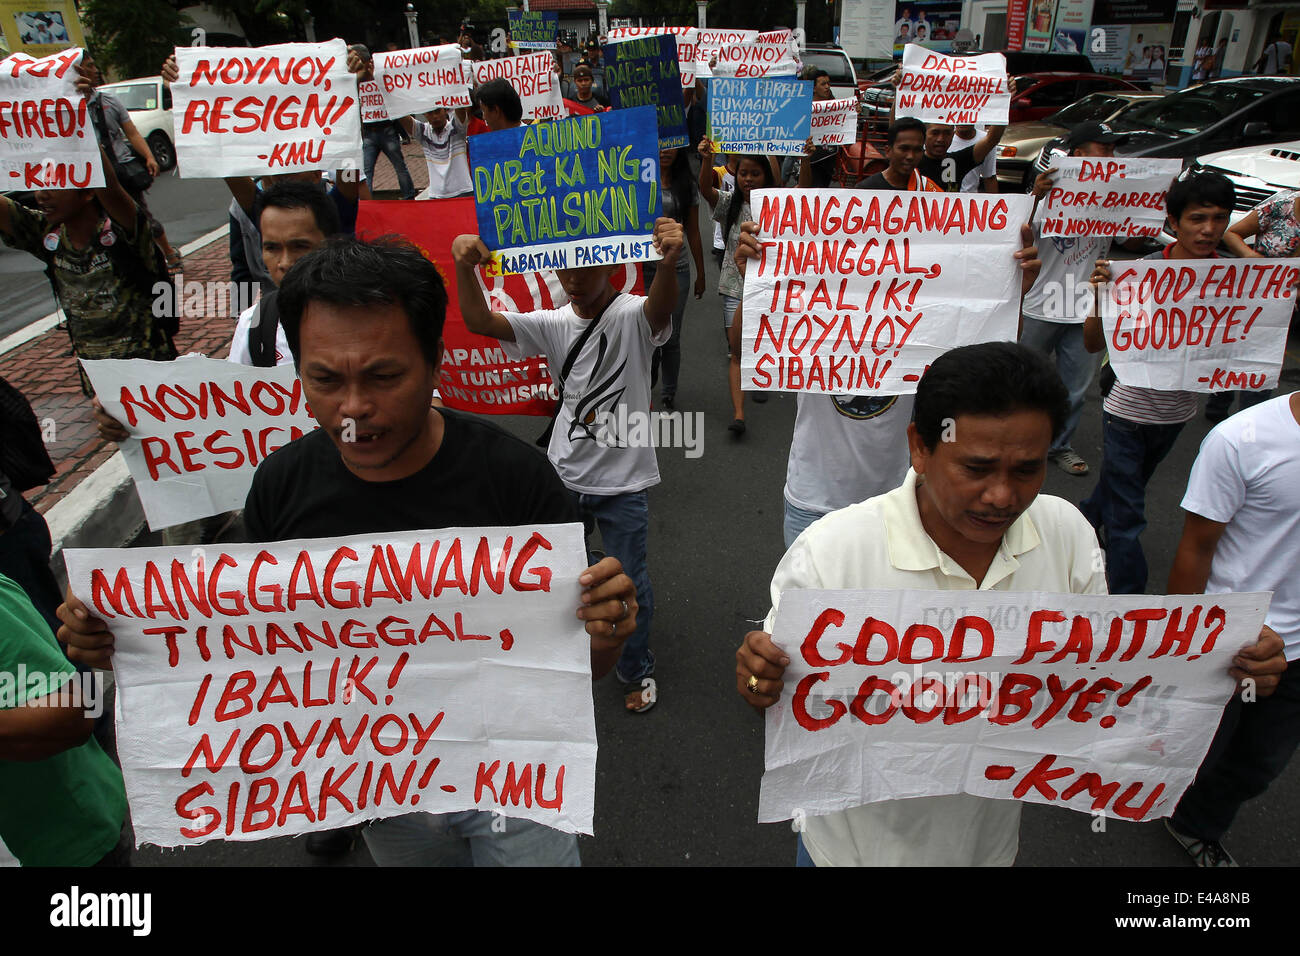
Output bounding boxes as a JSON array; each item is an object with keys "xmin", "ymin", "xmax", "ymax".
[
  {"xmin": 1099, "ymin": 258, "xmax": 1299, "ymax": 392},
  {"xmin": 760, "ymin": 589, "xmax": 1269, "ymax": 823},
  {"xmin": 0, "ymin": 48, "xmax": 105, "ymax": 189},
  {"xmin": 358, "ymin": 79, "xmax": 388, "ymax": 122},
  {"xmin": 895, "ymin": 44, "xmax": 1010, "ymax": 125},
  {"xmin": 741, "ymin": 189, "xmax": 1032, "ymax": 395},
  {"xmin": 372, "ymin": 44, "xmax": 470, "ymax": 117},
  {"xmin": 1034, "ymin": 157, "xmax": 1182, "ymax": 239},
  {"xmin": 63, "ymin": 523, "xmax": 597, "ymax": 847},
  {"xmin": 811, "ymin": 97, "xmax": 858, "ymax": 146},
  {"xmin": 171, "ymin": 41, "xmax": 362, "ymax": 178},
  {"xmin": 472, "ymin": 52, "xmax": 563, "ymax": 123},
  {"xmin": 81, "ymin": 356, "xmax": 318, "ymax": 531},
  {"xmin": 704, "ymin": 29, "xmax": 800, "ymax": 78}
]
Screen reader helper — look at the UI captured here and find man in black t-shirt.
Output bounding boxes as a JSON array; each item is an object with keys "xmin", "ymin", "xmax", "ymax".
[
  {"xmin": 915, "ymin": 120, "xmax": 1006, "ymax": 193},
  {"xmin": 853, "ymin": 119, "xmax": 944, "ymax": 191},
  {"xmin": 58, "ymin": 237, "xmax": 638, "ymax": 867}
]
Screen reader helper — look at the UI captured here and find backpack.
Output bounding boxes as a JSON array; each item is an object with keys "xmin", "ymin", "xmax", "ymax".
[
  {"xmin": 0, "ymin": 376, "xmax": 56, "ymax": 491},
  {"xmin": 247, "ymin": 290, "xmax": 281, "ymax": 369}
]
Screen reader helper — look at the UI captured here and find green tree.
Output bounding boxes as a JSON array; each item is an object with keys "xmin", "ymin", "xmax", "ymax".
[{"xmin": 82, "ymin": 0, "xmax": 190, "ymax": 79}]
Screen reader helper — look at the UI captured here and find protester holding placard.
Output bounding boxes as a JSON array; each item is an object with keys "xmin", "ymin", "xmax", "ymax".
[
  {"xmin": 0, "ymin": 147, "xmax": 175, "ymax": 397},
  {"xmin": 59, "ymin": 236, "xmax": 639, "ymax": 864},
  {"xmin": 451, "ymin": 218, "xmax": 685, "ymax": 713},
  {"xmin": 1020, "ymin": 122, "xmax": 1145, "ymax": 478},
  {"xmin": 737, "ymin": 343, "xmax": 1094, "ymax": 866},
  {"xmin": 1165, "ymin": 392, "xmax": 1300, "ymax": 866},
  {"xmin": 647, "ymin": 146, "xmax": 706, "ymax": 411},
  {"xmin": 698, "ymin": 140, "xmax": 779, "ymax": 435},
  {"xmin": 735, "ymin": 341, "xmax": 1286, "ymax": 866},
  {"xmin": 1081, "ymin": 171, "xmax": 1236, "ymax": 595},
  {"xmin": 347, "ymin": 44, "xmax": 417, "ymax": 201}
]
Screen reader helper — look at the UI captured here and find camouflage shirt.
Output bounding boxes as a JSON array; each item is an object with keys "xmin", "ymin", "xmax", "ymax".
[{"xmin": 3, "ymin": 199, "xmax": 175, "ymax": 395}]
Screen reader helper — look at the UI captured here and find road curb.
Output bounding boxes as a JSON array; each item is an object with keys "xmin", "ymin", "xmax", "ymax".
[{"xmin": 46, "ymin": 451, "xmax": 144, "ymax": 589}]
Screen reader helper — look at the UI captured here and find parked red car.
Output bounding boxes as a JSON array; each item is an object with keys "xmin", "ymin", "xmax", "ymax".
[{"xmin": 1008, "ymin": 73, "xmax": 1141, "ymax": 123}]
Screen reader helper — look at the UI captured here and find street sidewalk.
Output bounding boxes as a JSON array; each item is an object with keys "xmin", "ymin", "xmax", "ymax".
[{"xmin": 0, "ymin": 140, "xmax": 430, "ymax": 565}]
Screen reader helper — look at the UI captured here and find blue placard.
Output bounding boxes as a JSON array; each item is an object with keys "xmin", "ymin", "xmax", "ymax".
[
  {"xmin": 507, "ymin": 10, "xmax": 559, "ymax": 50},
  {"xmin": 468, "ymin": 105, "xmax": 663, "ymax": 274},
  {"xmin": 602, "ymin": 34, "xmax": 689, "ymax": 150},
  {"xmin": 707, "ymin": 75, "xmax": 812, "ymax": 156}
]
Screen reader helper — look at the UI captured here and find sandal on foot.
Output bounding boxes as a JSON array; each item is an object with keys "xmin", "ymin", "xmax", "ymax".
[
  {"xmin": 625, "ymin": 677, "xmax": 657, "ymax": 713},
  {"xmin": 727, "ymin": 418, "xmax": 746, "ymax": 436},
  {"xmin": 165, "ymin": 251, "xmax": 183, "ymax": 275},
  {"xmin": 1050, "ymin": 449, "xmax": 1089, "ymax": 476}
]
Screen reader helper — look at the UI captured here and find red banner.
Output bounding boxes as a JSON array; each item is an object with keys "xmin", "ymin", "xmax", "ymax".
[
  {"xmin": 1006, "ymin": 0, "xmax": 1028, "ymax": 51},
  {"xmin": 357, "ymin": 199, "xmax": 643, "ymax": 417}
]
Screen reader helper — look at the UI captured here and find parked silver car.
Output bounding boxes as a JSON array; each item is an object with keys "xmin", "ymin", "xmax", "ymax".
[{"xmin": 98, "ymin": 75, "xmax": 175, "ymax": 171}]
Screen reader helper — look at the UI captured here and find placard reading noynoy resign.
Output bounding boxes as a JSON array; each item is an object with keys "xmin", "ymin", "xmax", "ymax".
[
  {"xmin": 708, "ymin": 75, "xmax": 811, "ymax": 156},
  {"xmin": 759, "ymin": 589, "xmax": 1269, "ymax": 824},
  {"xmin": 1099, "ymin": 258, "xmax": 1300, "ymax": 393},
  {"xmin": 741, "ymin": 189, "xmax": 1033, "ymax": 394},
  {"xmin": 895, "ymin": 44, "xmax": 1010, "ymax": 125},
  {"xmin": 63, "ymin": 524, "xmax": 597, "ymax": 847},
  {"xmin": 81, "ymin": 356, "xmax": 318, "ymax": 531},
  {"xmin": 0, "ymin": 48, "xmax": 105, "ymax": 189},
  {"xmin": 1035, "ymin": 156, "xmax": 1181, "ymax": 239},
  {"xmin": 171, "ymin": 41, "xmax": 362, "ymax": 178},
  {"xmin": 469, "ymin": 106, "xmax": 662, "ymax": 274}
]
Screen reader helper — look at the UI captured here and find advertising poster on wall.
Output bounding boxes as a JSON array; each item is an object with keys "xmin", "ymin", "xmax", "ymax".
[
  {"xmin": 893, "ymin": 0, "xmax": 965, "ymax": 55},
  {"xmin": 1052, "ymin": 0, "xmax": 1096, "ymax": 54}
]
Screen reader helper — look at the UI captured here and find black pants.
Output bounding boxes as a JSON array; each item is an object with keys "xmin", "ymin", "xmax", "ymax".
[{"xmin": 1171, "ymin": 660, "xmax": 1300, "ymax": 841}]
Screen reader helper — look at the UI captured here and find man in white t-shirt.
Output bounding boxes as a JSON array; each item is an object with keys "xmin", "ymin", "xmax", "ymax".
[
  {"xmin": 452, "ymin": 219, "xmax": 683, "ymax": 712},
  {"xmin": 735, "ymin": 342, "xmax": 1286, "ymax": 867},
  {"xmin": 1164, "ymin": 391, "xmax": 1300, "ymax": 866}
]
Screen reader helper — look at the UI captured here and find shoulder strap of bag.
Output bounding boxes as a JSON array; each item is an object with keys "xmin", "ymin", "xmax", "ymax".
[
  {"xmin": 535, "ymin": 292, "xmax": 621, "ymax": 447},
  {"xmin": 249, "ymin": 290, "xmax": 281, "ymax": 368}
]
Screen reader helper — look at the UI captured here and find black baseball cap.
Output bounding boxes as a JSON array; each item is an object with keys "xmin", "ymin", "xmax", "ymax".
[{"xmin": 1063, "ymin": 121, "xmax": 1129, "ymax": 150}]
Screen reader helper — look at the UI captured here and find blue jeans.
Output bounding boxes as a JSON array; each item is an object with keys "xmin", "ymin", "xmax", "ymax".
[
  {"xmin": 362, "ymin": 123, "xmax": 416, "ymax": 200},
  {"xmin": 645, "ymin": 256, "xmax": 690, "ymax": 400},
  {"xmin": 1079, "ymin": 411, "xmax": 1185, "ymax": 595},
  {"xmin": 796, "ymin": 833, "xmax": 816, "ymax": 867},
  {"xmin": 783, "ymin": 498, "xmax": 826, "ymax": 550},
  {"xmin": 1019, "ymin": 317, "xmax": 1099, "ymax": 454},
  {"xmin": 363, "ymin": 810, "xmax": 579, "ymax": 866},
  {"xmin": 579, "ymin": 491, "xmax": 654, "ymax": 683}
]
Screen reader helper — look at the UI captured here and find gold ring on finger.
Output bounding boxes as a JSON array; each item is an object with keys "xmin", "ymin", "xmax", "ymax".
[{"xmin": 747, "ymin": 674, "xmax": 760, "ymax": 693}]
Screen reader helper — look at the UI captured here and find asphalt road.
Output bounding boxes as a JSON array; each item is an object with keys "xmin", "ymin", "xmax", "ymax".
[
  {"xmin": 0, "ymin": 173, "xmax": 231, "ymax": 338},
  {"xmin": 117, "ymin": 202, "xmax": 1300, "ymax": 869}
]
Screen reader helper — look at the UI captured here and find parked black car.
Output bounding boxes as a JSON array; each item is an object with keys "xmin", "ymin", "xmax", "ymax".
[{"xmin": 1035, "ymin": 76, "xmax": 1300, "ymax": 174}]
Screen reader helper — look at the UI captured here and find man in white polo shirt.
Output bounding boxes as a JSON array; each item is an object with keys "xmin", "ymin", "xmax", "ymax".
[
  {"xmin": 735, "ymin": 342, "xmax": 1286, "ymax": 866},
  {"xmin": 1164, "ymin": 390, "xmax": 1300, "ymax": 866}
]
